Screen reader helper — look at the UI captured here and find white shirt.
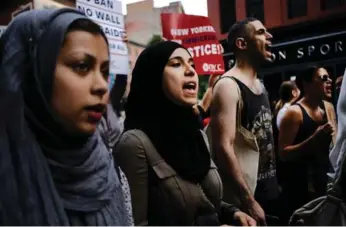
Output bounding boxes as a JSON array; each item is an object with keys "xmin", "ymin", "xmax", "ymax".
[{"xmin": 276, "ymin": 103, "xmax": 291, "ymax": 129}]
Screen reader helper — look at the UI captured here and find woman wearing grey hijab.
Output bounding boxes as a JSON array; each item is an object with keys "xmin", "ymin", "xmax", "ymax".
[{"xmin": 0, "ymin": 8, "xmax": 130, "ymax": 225}]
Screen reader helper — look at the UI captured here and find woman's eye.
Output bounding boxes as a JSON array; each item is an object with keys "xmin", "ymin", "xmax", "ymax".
[
  {"xmin": 172, "ymin": 62, "xmax": 181, "ymax": 67},
  {"xmin": 72, "ymin": 62, "xmax": 90, "ymax": 73},
  {"xmin": 102, "ymin": 69, "xmax": 110, "ymax": 79}
]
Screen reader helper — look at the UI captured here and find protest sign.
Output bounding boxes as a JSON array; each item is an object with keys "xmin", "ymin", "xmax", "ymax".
[
  {"xmin": 161, "ymin": 13, "xmax": 225, "ymax": 75},
  {"xmin": 76, "ymin": 0, "xmax": 129, "ymax": 76}
]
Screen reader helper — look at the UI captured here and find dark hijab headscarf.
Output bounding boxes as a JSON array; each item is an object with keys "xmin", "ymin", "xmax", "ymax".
[
  {"xmin": 125, "ymin": 41, "xmax": 211, "ymax": 183},
  {"xmin": 0, "ymin": 9, "xmax": 129, "ymax": 225}
]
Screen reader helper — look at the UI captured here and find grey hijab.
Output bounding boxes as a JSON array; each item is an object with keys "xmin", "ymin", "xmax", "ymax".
[{"xmin": 0, "ymin": 8, "xmax": 129, "ymax": 225}]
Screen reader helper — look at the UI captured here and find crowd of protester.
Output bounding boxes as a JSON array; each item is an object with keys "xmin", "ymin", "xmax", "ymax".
[{"xmin": 1, "ymin": 7, "xmax": 346, "ymax": 226}]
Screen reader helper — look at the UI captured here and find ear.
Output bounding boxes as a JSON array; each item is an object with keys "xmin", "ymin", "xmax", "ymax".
[{"xmin": 235, "ymin": 38, "xmax": 247, "ymax": 50}]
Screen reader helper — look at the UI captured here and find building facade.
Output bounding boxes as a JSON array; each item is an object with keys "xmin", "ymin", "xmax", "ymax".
[
  {"xmin": 208, "ymin": 0, "xmax": 346, "ymax": 103},
  {"xmin": 125, "ymin": 0, "xmax": 184, "ymax": 46}
]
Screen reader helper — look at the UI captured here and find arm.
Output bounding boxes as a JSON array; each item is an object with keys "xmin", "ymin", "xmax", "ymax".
[
  {"xmin": 199, "ymin": 75, "xmax": 220, "ymax": 113},
  {"xmin": 219, "ymin": 201, "xmax": 256, "ymax": 226},
  {"xmin": 199, "ymin": 87, "xmax": 212, "ymax": 113},
  {"xmin": 210, "ymin": 79, "xmax": 255, "ymax": 207},
  {"xmin": 114, "ymin": 132, "xmax": 149, "ymax": 226},
  {"xmin": 279, "ymin": 106, "xmax": 318, "ymax": 161}
]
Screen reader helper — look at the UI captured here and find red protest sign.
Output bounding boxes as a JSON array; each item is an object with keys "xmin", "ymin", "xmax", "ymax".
[{"xmin": 161, "ymin": 13, "xmax": 225, "ymax": 75}]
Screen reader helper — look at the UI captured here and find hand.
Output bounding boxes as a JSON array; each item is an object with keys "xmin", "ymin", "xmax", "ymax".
[
  {"xmin": 314, "ymin": 122, "xmax": 334, "ymax": 137},
  {"xmin": 234, "ymin": 211, "xmax": 257, "ymax": 226},
  {"xmin": 248, "ymin": 200, "xmax": 266, "ymax": 226}
]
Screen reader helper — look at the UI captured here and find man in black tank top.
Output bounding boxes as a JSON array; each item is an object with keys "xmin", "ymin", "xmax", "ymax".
[
  {"xmin": 211, "ymin": 17, "xmax": 279, "ymax": 225},
  {"xmin": 278, "ymin": 66, "xmax": 334, "ymax": 223}
]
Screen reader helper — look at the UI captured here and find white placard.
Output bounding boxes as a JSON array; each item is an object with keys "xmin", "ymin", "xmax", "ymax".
[
  {"xmin": 76, "ymin": 0, "xmax": 128, "ymax": 75},
  {"xmin": 110, "ymin": 53, "xmax": 129, "ymax": 75},
  {"xmin": 76, "ymin": 1, "xmax": 124, "ymax": 27},
  {"xmin": 0, "ymin": 26, "xmax": 7, "ymax": 38},
  {"xmin": 108, "ymin": 39, "xmax": 128, "ymax": 55}
]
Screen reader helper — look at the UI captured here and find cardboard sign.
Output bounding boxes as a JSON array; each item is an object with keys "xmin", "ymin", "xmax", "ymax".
[
  {"xmin": 161, "ymin": 13, "xmax": 225, "ymax": 75},
  {"xmin": 76, "ymin": 0, "xmax": 129, "ymax": 75}
]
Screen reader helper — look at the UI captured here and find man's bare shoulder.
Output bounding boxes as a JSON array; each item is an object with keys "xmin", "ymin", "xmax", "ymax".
[
  {"xmin": 213, "ymin": 73, "xmax": 239, "ymax": 103},
  {"xmin": 284, "ymin": 105, "xmax": 302, "ymax": 123}
]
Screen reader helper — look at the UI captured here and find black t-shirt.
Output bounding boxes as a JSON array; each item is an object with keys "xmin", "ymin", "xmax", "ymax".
[{"xmin": 232, "ymin": 77, "xmax": 280, "ymax": 202}]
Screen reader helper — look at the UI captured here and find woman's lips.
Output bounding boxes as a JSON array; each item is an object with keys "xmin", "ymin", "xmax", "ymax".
[
  {"xmin": 87, "ymin": 111, "xmax": 103, "ymax": 122},
  {"xmin": 84, "ymin": 104, "xmax": 106, "ymax": 123}
]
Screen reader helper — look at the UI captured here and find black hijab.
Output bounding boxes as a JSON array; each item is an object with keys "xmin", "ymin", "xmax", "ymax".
[
  {"xmin": 125, "ymin": 41, "xmax": 211, "ymax": 183},
  {"xmin": 0, "ymin": 9, "xmax": 129, "ymax": 225}
]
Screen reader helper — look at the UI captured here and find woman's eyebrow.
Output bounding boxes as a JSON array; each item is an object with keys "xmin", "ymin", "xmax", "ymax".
[{"xmin": 168, "ymin": 56, "xmax": 183, "ymax": 61}]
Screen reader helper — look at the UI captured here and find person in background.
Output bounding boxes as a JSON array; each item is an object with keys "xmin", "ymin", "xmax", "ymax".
[
  {"xmin": 322, "ymin": 70, "xmax": 333, "ymax": 103},
  {"xmin": 335, "ymin": 75, "xmax": 343, "ymax": 103},
  {"xmin": 193, "ymin": 74, "xmax": 220, "ymax": 129},
  {"xmin": 115, "ymin": 41, "xmax": 256, "ymax": 226},
  {"xmin": 98, "ymin": 74, "xmax": 133, "ymax": 226},
  {"xmin": 210, "ymin": 17, "xmax": 280, "ymax": 225},
  {"xmin": 329, "ymin": 71, "xmax": 345, "ymax": 179},
  {"xmin": 0, "ymin": 9, "xmax": 130, "ymax": 225},
  {"xmin": 99, "ymin": 74, "xmax": 127, "ymax": 152},
  {"xmin": 272, "ymin": 81, "xmax": 300, "ymax": 190},
  {"xmin": 275, "ymin": 81, "xmax": 300, "ymax": 129},
  {"xmin": 279, "ymin": 66, "xmax": 334, "ymax": 224}
]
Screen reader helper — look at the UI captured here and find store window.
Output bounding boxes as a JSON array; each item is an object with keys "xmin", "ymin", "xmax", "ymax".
[
  {"xmin": 287, "ymin": 0, "xmax": 307, "ymax": 19},
  {"xmin": 321, "ymin": 0, "xmax": 346, "ymax": 11},
  {"xmin": 219, "ymin": 0, "xmax": 236, "ymax": 34},
  {"xmin": 246, "ymin": 0, "xmax": 265, "ymax": 23}
]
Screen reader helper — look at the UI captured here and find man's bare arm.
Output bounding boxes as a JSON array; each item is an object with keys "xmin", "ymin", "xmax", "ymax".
[
  {"xmin": 279, "ymin": 106, "xmax": 331, "ymax": 161},
  {"xmin": 211, "ymin": 78, "xmax": 254, "ymax": 205}
]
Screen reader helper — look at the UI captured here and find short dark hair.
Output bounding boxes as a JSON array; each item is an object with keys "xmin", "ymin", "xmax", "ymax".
[
  {"xmin": 227, "ymin": 17, "xmax": 258, "ymax": 53},
  {"xmin": 295, "ymin": 65, "xmax": 321, "ymax": 91}
]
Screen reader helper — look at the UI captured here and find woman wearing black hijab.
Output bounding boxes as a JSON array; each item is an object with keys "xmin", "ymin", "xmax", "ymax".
[
  {"xmin": 0, "ymin": 9, "xmax": 130, "ymax": 225},
  {"xmin": 115, "ymin": 41, "xmax": 256, "ymax": 226}
]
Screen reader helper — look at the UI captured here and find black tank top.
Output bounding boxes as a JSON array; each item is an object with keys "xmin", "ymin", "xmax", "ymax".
[
  {"xmin": 283, "ymin": 103, "xmax": 330, "ymax": 199},
  {"xmin": 232, "ymin": 77, "xmax": 279, "ymax": 202}
]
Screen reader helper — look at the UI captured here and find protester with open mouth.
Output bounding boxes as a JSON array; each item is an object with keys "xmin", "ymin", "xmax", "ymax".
[
  {"xmin": 209, "ymin": 17, "xmax": 279, "ymax": 225},
  {"xmin": 279, "ymin": 66, "xmax": 335, "ymax": 223},
  {"xmin": 0, "ymin": 9, "xmax": 131, "ymax": 225},
  {"xmin": 115, "ymin": 41, "xmax": 256, "ymax": 226}
]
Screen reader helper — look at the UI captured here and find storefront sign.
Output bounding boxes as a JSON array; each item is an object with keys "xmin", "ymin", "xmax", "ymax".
[{"xmin": 224, "ymin": 31, "xmax": 346, "ymax": 70}]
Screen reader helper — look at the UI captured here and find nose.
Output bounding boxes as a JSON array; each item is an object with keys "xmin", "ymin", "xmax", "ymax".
[
  {"xmin": 185, "ymin": 63, "xmax": 196, "ymax": 77},
  {"xmin": 266, "ymin": 31, "xmax": 273, "ymax": 40},
  {"xmin": 91, "ymin": 70, "xmax": 108, "ymax": 98}
]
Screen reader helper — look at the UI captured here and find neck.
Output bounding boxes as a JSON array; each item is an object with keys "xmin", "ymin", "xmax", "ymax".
[
  {"xmin": 234, "ymin": 58, "xmax": 258, "ymax": 79},
  {"xmin": 302, "ymin": 94, "xmax": 321, "ymax": 109}
]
